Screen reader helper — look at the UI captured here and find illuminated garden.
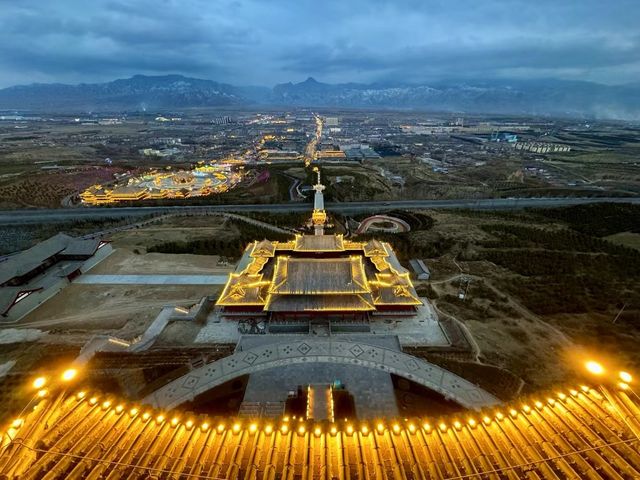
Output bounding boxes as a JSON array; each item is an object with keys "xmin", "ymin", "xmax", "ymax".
[{"xmin": 80, "ymin": 163, "xmax": 243, "ymax": 205}]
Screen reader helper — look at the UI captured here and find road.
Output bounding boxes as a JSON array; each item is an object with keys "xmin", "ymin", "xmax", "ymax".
[
  {"xmin": 304, "ymin": 114, "xmax": 323, "ymax": 166},
  {"xmin": 0, "ymin": 196, "xmax": 638, "ymax": 225}
]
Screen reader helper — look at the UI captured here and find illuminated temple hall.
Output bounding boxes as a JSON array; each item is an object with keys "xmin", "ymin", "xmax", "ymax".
[
  {"xmin": 2, "ymin": 384, "xmax": 640, "ymax": 479},
  {"xmin": 217, "ymin": 235, "xmax": 421, "ymax": 322},
  {"xmin": 190, "ymin": 169, "xmax": 476, "ymax": 419},
  {"xmin": 216, "ymin": 170, "xmax": 421, "ymax": 323},
  {"xmin": 4, "ymin": 169, "xmax": 640, "ymax": 479}
]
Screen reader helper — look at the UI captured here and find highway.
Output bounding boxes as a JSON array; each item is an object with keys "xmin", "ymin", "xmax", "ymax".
[{"xmin": 0, "ymin": 196, "xmax": 638, "ymax": 225}]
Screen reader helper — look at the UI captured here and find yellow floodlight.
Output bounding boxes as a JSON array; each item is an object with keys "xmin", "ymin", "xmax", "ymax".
[
  {"xmin": 619, "ymin": 371, "xmax": 632, "ymax": 383},
  {"xmin": 585, "ymin": 361, "xmax": 604, "ymax": 375},
  {"xmin": 61, "ymin": 368, "xmax": 78, "ymax": 382},
  {"xmin": 32, "ymin": 377, "xmax": 46, "ymax": 389}
]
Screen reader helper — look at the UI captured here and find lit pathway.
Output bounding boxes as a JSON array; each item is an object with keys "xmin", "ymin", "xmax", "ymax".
[{"xmin": 74, "ymin": 274, "xmax": 228, "ymax": 285}]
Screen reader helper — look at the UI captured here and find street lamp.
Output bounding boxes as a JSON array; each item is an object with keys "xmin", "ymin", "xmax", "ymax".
[
  {"xmin": 585, "ymin": 361, "xmax": 604, "ymax": 375},
  {"xmin": 61, "ymin": 368, "xmax": 78, "ymax": 382},
  {"xmin": 618, "ymin": 371, "xmax": 640, "ymax": 403},
  {"xmin": 10, "ymin": 375, "xmax": 50, "ymax": 440},
  {"xmin": 619, "ymin": 371, "xmax": 632, "ymax": 384},
  {"xmin": 584, "ymin": 362, "xmax": 639, "ymax": 440},
  {"xmin": 32, "ymin": 377, "xmax": 46, "ymax": 389}
]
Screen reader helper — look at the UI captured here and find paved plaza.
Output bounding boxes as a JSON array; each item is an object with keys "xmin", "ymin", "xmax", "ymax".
[{"xmin": 195, "ymin": 298, "xmax": 449, "ymax": 347}]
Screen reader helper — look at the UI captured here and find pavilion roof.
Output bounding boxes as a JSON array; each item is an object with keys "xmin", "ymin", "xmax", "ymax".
[
  {"xmin": 216, "ymin": 273, "xmax": 270, "ymax": 306},
  {"xmin": 363, "ymin": 239, "xmax": 388, "ymax": 257},
  {"xmin": 251, "ymin": 240, "xmax": 276, "ymax": 258},
  {"xmin": 265, "ymin": 293, "xmax": 375, "ymax": 312},
  {"xmin": 270, "ymin": 257, "xmax": 369, "ymax": 295},
  {"xmin": 370, "ymin": 273, "xmax": 422, "ymax": 306},
  {"xmin": 293, "ymin": 234, "xmax": 344, "ymax": 252}
]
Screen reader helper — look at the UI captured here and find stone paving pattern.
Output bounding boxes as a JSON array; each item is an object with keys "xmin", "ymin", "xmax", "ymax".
[{"xmin": 144, "ymin": 337, "xmax": 499, "ymax": 411}]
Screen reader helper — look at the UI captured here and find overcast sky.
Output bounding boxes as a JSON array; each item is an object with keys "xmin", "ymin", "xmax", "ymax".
[{"xmin": 0, "ymin": 0, "xmax": 638, "ymax": 88}]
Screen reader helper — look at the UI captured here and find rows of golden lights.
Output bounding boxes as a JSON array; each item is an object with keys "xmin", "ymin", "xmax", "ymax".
[{"xmin": 2, "ymin": 360, "xmax": 636, "ymax": 440}]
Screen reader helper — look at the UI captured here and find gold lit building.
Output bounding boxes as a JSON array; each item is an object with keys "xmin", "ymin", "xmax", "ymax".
[
  {"xmin": 2, "ymin": 383, "xmax": 639, "ymax": 479},
  {"xmin": 79, "ymin": 165, "xmax": 238, "ymax": 205},
  {"xmin": 217, "ymin": 168, "xmax": 421, "ymax": 321},
  {"xmin": 217, "ymin": 235, "xmax": 422, "ymax": 321}
]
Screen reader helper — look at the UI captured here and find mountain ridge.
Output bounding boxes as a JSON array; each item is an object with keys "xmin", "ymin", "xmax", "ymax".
[{"xmin": 1, "ymin": 74, "xmax": 639, "ymax": 119}]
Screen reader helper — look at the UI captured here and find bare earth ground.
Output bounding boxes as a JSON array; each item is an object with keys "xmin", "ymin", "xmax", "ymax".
[
  {"xmin": 17, "ymin": 284, "xmax": 216, "ymax": 333},
  {"xmin": 88, "ymin": 249, "xmax": 232, "ymax": 275},
  {"xmin": 105, "ymin": 215, "xmax": 238, "ymax": 252},
  {"xmin": 605, "ymin": 232, "xmax": 640, "ymax": 250},
  {"xmin": 413, "ymin": 210, "xmax": 603, "ymax": 391},
  {"xmin": 429, "ymin": 277, "xmax": 571, "ymax": 389}
]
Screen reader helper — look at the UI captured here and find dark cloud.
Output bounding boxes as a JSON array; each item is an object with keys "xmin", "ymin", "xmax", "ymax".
[{"xmin": 0, "ymin": 0, "xmax": 638, "ymax": 87}]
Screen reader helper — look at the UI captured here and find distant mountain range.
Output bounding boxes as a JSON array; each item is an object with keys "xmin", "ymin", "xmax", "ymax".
[{"xmin": 1, "ymin": 74, "xmax": 639, "ymax": 119}]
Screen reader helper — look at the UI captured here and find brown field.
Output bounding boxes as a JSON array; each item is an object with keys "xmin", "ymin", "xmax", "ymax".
[
  {"xmin": 401, "ymin": 207, "xmax": 640, "ymax": 391},
  {"xmin": 605, "ymin": 231, "xmax": 640, "ymax": 250},
  {"xmin": 89, "ymin": 249, "xmax": 231, "ymax": 275},
  {"xmin": 106, "ymin": 215, "xmax": 240, "ymax": 252},
  {"xmin": 17, "ymin": 283, "xmax": 217, "ymax": 334}
]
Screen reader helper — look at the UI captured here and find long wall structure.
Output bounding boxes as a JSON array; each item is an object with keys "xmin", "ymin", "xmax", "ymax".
[{"xmin": 1, "ymin": 383, "xmax": 640, "ymax": 479}]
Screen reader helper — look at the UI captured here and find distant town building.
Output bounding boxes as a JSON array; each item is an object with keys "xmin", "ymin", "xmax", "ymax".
[
  {"xmin": 140, "ymin": 147, "xmax": 181, "ymax": 157},
  {"xmin": 340, "ymin": 144, "xmax": 381, "ymax": 160},
  {"xmin": 80, "ymin": 165, "xmax": 240, "ymax": 205},
  {"xmin": 490, "ymin": 132, "xmax": 518, "ymax": 143},
  {"xmin": 258, "ymin": 149, "xmax": 302, "ymax": 162},
  {"xmin": 315, "ymin": 149, "xmax": 347, "ymax": 162},
  {"xmin": 212, "ymin": 116, "xmax": 233, "ymax": 125},
  {"xmin": 97, "ymin": 118, "xmax": 122, "ymax": 125},
  {"xmin": 514, "ymin": 142, "xmax": 571, "ymax": 153}
]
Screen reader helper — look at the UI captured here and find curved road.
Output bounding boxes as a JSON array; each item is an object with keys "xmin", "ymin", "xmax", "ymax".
[{"xmin": 0, "ymin": 197, "xmax": 638, "ymax": 225}]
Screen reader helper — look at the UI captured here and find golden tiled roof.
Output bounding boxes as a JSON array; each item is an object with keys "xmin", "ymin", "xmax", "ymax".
[
  {"xmin": 265, "ymin": 293, "xmax": 375, "ymax": 312},
  {"xmin": 3, "ymin": 384, "xmax": 639, "ymax": 479},
  {"xmin": 217, "ymin": 234, "xmax": 421, "ymax": 311},
  {"xmin": 270, "ymin": 256, "xmax": 370, "ymax": 295},
  {"xmin": 370, "ymin": 273, "xmax": 422, "ymax": 306},
  {"xmin": 363, "ymin": 239, "xmax": 388, "ymax": 257},
  {"xmin": 293, "ymin": 234, "xmax": 345, "ymax": 252},
  {"xmin": 216, "ymin": 273, "xmax": 270, "ymax": 306},
  {"xmin": 250, "ymin": 240, "xmax": 276, "ymax": 258}
]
